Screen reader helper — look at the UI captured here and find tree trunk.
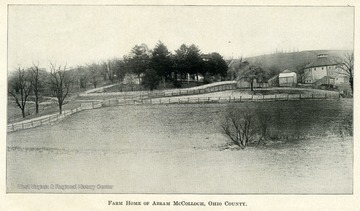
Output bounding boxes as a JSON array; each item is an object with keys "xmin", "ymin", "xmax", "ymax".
[
  {"xmin": 21, "ymin": 108, "xmax": 26, "ymax": 118},
  {"xmin": 162, "ymin": 76, "xmax": 166, "ymax": 88},
  {"xmin": 59, "ymin": 104, "xmax": 62, "ymax": 114},
  {"xmin": 350, "ymin": 76, "xmax": 353, "ymax": 93},
  {"xmin": 250, "ymin": 80, "xmax": 254, "ymax": 91},
  {"xmin": 35, "ymin": 103, "xmax": 39, "ymax": 114},
  {"xmin": 35, "ymin": 94, "xmax": 39, "ymax": 114}
]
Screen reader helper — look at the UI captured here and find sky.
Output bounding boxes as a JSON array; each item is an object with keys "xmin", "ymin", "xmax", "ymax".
[{"xmin": 8, "ymin": 5, "xmax": 354, "ymax": 70}]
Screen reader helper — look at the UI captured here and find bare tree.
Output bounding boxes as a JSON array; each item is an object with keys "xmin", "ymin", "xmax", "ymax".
[
  {"xmin": 29, "ymin": 62, "xmax": 47, "ymax": 114},
  {"xmin": 335, "ymin": 53, "xmax": 354, "ymax": 93},
  {"xmin": 8, "ymin": 67, "xmax": 33, "ymax": 118},
  {"xmin": 221, "ymin": 106, "xmax": 257, "ymax": 149},
  {"xmin": 101, "ymin": 60, "xmax": 116, "ymax": 83},
  {"xmin": 49, "ymin": 63, "xmax": 73, "ymax": 114},
  {"xmin": 221, "ymin": 105, "xmax": 271, "ymax": 148},
  {"xmin": 86, "ymin": 63, "xmax": 101, "ymax": 88}
]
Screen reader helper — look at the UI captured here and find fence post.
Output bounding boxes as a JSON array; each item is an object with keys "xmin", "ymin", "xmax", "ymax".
[
  {"xmin": 178, "ymin": 98, "xmax": 180, "ymax": 104},
  {"xmin": 240, "ymin": 96, "xmax": 242, "ymax": 102},
  {"xmin": 188, "ymin": 97, "xmax": 190, "ymax": 103},
  {"xmin": 312, "ymin": 94, "xmax": 314, "ymax": 99},
  {"xmin": 252, "ymin": 95, "xmax": 254, "ymax": 101},
  {"xmin": 263, "ymin": 95, "xmax": 265, "ymax": 101},
  {"xmin": 12, "ymin": 124, "xmax": 14, "ymax": 131},
  {"xmin": 299, "ymin": 94, "xmax": 301, "ymax": 99},
  {"xmin": 22, "ymin": 123, "xmax": 24, "ymax": 129},
  {"xmin": 275, "ymin": 95, "xmax": 277, "ymax": 101},
  {"xmin": 325, "ymin": 94, "xmax": 327, "ymax": 99},
  {"xmin": 208, "ymin": 97, "xmax": 210, "ymax": 102}
]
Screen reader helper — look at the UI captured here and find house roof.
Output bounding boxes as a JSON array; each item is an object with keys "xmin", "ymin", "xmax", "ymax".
[
  {"xmin": 305, "ymin": 57, "xmax": 337, "ymax": 68},
  {"xmin": 279, "ymin": 69, "xmax": 296, "ymax": 78},
  {"xmin": 268, "ymin": 74, "xmax": 278, "ymax": 82},
  {"xmin": 281, "ymin": 69, "xmax": 292, "ymax": 73},
  {"xmin": 279, "ymin": 72, "xmax": 297, "ymax": 78}
]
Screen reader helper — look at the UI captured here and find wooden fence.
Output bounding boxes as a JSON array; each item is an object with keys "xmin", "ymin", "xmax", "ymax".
[
  {"xmin": 103, "ymin": 93, "xmax": 341, "ymax": 106},
  {"xmin": 7, "ymin": 102, "xmax": 102, "ymax": 133},
  {"xmin": 80, "ymin": 83, "xmax": 238, "ymax": 100}
]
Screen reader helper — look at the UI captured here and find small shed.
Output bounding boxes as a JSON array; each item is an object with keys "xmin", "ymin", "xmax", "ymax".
[{"xmin": 279, "ymin": 69, "xmax": 297, "ymax": 87}]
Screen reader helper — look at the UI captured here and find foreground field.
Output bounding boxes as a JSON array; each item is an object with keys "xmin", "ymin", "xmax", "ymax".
[{"xmin": 7, "ymin": 100, "xmax": 353, "ymax": 193}]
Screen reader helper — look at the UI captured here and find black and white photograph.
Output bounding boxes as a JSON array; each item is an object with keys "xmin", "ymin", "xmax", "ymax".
[{"xmin": 1, "ymin": 1, "xmax": 359, "ymax": 210}]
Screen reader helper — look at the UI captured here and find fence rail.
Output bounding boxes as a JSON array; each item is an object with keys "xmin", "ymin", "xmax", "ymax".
[
  {"xmin": 7, "ymin": 102, "xmax": 102, "ymax": 133},
  {"xmin": 102, "ymin": 93, "xmax": 341, "ymax": 106},
  {"xmin": 79, "ymin": 83, "xmax": 238, "ymax": 100}
]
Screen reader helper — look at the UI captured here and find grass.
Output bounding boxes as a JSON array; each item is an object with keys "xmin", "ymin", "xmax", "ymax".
[
  {"xmin": 7, "ymin": 101, "xmax": 82, "ymax": 124},
  {"xmin": 7, "ymin": 99, "xmax": 353, "ymax": 193}
]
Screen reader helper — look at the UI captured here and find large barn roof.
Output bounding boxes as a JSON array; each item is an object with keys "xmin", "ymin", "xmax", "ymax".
[{"xmin": 305, "ymin": 56, "xmax": 337, "ymax": 68}]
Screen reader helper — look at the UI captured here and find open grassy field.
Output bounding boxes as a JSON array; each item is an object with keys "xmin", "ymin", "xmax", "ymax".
[{"xmin": 7, "ymin": 99, "xmax": 352, "ymax": 193}]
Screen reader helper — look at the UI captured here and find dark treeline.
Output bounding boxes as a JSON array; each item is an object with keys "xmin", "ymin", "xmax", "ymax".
[
  {"xmin": 8, "ymin": 41, "xmax": 229, "ymax": 118},
  {"xmin": 77, "ymin": 41, "xmax": 228, "ymax": 91}
]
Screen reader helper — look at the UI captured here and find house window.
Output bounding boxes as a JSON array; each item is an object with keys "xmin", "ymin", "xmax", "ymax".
[{"xmin": 322, "ymin": 67, "xmax": 324, "ymax": 70}]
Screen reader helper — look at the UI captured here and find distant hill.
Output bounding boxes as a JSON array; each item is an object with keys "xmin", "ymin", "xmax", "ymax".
[{"xmin": 228, "ymin": 50, "xmax": 352, "ymax": 78}]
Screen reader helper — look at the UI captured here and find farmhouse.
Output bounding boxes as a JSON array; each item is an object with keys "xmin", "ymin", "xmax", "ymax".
[
  {"xmin": 303, "ymin": 54, "xmax": 346, "ymax": 85},
  {"xmin": 279, "ymin": 69, "xmax": 297, "ymax": 87}
]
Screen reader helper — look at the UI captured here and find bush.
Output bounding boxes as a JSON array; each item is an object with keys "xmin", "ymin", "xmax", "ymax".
[
  {"xmin": 221, "ymin": 104, "xmax": 271, "ymax": 148},
  {"xmin": 142, "ymin": 69, "xmax": 161, "ymax": 90}
]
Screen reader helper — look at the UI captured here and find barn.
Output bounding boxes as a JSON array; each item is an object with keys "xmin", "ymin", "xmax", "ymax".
[{"xmin": 279, "ymin": 69, "xmax": 297, "ymax": 87}]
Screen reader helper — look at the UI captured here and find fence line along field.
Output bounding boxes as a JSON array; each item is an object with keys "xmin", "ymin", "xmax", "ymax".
[{"xmin": 7, "ymin": 99, "xmax": 352, "ymax": 193}]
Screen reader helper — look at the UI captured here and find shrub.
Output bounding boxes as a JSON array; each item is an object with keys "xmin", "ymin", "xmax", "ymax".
[{"xmin": 221, "ymin": 104, "xmax": 271, "ymax": 148}]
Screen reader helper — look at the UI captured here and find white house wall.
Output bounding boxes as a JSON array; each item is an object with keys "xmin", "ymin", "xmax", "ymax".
[
  {"xmin": 304, "ymin": 65, "xmax": 345, "ymax": 84},
  {"xmin": 312, "ymin": 66, "xmax": 327, "ymax": 81}
]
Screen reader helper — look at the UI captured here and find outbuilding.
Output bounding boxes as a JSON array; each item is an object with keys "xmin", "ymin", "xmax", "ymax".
[{"xmin": 279, "ymin": 69, "xmax": 297, "ymax": 87}]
